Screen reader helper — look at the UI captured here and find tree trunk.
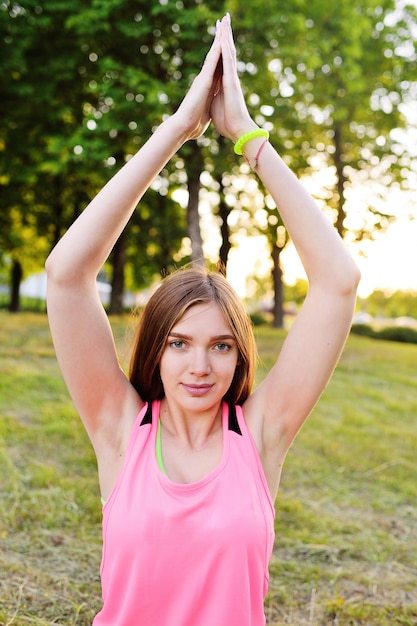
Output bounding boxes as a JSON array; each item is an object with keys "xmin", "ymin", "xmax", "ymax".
[
  {"xmin": 215, "ymin": 137, "xmax": 232, "ymax": 273},
  {"xmin": 216, "ymin": 173, "xmax": 232, "ymax": 273},
  {"xmin": 271, "ymin": 245, "xmax": 284, "ymax": 328},
  {"xmin": 333, "ymin": 125, "xmax": 347, "ymax": 238},
  {"xmin": 109, "ymin": 229, "xmax": 127, "ymax": 315},
  {"xmin": 8, "ymin": 258, "xmax": 23, "ymax": 313},
  {"xmin": 186, "ymin": 143, "xmax": 205, "ymax": 264}
]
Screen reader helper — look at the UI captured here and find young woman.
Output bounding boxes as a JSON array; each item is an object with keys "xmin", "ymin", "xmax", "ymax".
[{"xmin": 46, "ymin": 14, "xmax": 360, "ymax": 626}]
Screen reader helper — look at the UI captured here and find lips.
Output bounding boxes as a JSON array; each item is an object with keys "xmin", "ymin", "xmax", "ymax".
[{"xmin": 181, "ymin": 383, "xmax": 214, "ymax": 397}]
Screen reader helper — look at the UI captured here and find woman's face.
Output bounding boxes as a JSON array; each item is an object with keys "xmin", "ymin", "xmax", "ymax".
[{"xmin": 159, "ymin": 303, "xmax": 239, "ymax": 413}]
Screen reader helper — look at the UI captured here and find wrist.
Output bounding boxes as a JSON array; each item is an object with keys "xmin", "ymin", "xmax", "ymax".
[
  {"xmin": 231, "ymin": 122, "xmax": 259, "ymax": 144},
  {"xmin": 160, "ymin": 114, "xmax": 194, "ymax": 146},
  {"xmin": 234, "ymin": 128, "xmax": 269, "ymax": 155}
]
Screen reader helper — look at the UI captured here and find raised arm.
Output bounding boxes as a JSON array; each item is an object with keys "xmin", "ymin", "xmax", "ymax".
[
  {"xmin": 46, "ymin": 30, "xmax": 223, "ymax": 455},
  {"xmin": 212, "ymin": 17, "xmax": 360, "ymax": 496}
]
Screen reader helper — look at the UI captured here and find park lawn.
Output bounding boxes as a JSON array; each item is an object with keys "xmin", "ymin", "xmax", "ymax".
[{"xmin": 0, "ymin": 312, "xmax": 416, "ymax": 625}]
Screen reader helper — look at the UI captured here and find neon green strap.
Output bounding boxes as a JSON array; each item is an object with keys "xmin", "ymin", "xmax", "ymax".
[
  {"xmin": 234, "ymin": 128, "xmax": 269, "ymax": 155},
  {"xmin": 102, "ymin": 418, "xmax": 167, "ymax": 506},
  {"xmin": 156, "ymin": 419, "xmax": 168, "ymax": 475}
]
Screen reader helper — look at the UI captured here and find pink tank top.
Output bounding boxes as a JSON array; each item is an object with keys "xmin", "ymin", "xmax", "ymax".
[{"xmin": 93, "ymin": 401, "xmax": 275, "ymax": 626}]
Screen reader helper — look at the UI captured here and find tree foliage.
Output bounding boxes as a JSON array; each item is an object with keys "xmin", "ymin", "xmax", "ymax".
[
  {"xmin": 221, "ymin": 0, "xmax": 417, "ymax": 325},
  {"xmin": 1, "ymin": 0, "xmax": 416, "ymax": 319},
  {"xmin": 234, "ymin": 0, "xmax": 417, "ymax": 213},
  {"xmin": 362, "ymin": 288, "xmax": 417, "ymax": 319},
  {"xmin": 1, "ymin": 0, "xmax": 216, "ymax": 310}
]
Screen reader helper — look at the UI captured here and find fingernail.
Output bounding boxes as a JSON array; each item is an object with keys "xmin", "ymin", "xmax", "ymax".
[
  {"xmin": 215, "ymin": 19, "xmax": 221, "ymax": 34},
  {"xmin": 226, "ymin": 12, "xmax": 231, "ymax": 26}
]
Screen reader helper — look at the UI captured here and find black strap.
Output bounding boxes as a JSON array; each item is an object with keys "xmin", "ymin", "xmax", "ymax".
[
  {"xmin": 228, "ymin": 403, "xmax": 242, "ymax": 435},
  {"xmin": 139, "ymin": 403, "xmax": 153, "ymax": 426},
  {"xmin": 140, "ymin": 401, "xmax": 242, "ymax": 435}
]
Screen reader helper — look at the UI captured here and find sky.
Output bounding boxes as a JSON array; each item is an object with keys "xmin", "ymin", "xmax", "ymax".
[
  {"xmin": 224, "ymin": 220, "xmax": 417, "ymax": 301},
  {"xmin": 201, "ymin": 175, "xmax": 417, "ymax": 301},
  {"xmin": 206, "ymin": 78, "xmax": 415, "ymax": 300},
  {"xmin": 224, "ymin": 118, "xmax": 417, "ymax": 301},
  {"xmin": 224, "ymin": 204, "xmax": 417, "ymax": 301}
]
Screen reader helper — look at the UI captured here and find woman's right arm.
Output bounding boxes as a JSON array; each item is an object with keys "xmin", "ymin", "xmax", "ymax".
[
  {"xmin": 46, "ymin": 118, "xmax": 187, "ymax": 445},
  {"xmin": 46, "ymin": 29, "xmax": 222, "ymax": 452}
]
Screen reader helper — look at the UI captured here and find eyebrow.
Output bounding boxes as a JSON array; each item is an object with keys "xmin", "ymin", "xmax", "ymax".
[{"xmin": 168, "ymin": 332, "xmax": 236, "ymax": 342}]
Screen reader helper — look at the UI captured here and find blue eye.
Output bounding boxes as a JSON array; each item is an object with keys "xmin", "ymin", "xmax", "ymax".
[
  {"xmin": 215, "ymin": 343, "xmax": 230, "ymax": 352},
  {"xmin": 170, "ymin": 340, "xmax": 186, "ymax": 349}
]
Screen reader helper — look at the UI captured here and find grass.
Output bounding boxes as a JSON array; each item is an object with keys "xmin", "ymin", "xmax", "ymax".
[{"xmin": 0, "ymin": 312, "xmax": 416, "ymax": 625}]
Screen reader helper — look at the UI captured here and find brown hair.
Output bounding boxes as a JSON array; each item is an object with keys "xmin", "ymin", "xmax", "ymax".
[{"xmin": 129, "ymin": 266, "xmax": 257, "ymax": 405}]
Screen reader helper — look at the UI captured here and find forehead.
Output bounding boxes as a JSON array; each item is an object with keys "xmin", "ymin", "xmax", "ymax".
[{"xmin": 171, "ymin": 303, "xmax": 232, "ymax": 333}]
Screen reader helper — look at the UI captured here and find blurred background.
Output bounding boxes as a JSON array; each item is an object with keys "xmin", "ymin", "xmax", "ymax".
[{"xmin": 1, "ymin": 0, "xmax": 416, "ymax": 328}]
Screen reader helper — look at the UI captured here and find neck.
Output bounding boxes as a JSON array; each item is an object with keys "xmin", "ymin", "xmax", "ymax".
[{"xmin": 159, "ymin": 399, "xmax": 223, "ymax": 449}]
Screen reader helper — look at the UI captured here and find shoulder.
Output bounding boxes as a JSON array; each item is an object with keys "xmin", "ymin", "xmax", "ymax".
[
  {"xmin": 94, "ymin": 384, "xmax": 146, "ymax": 461},
  {"xmin": 95, "ymin": 393, "xmax": 148, "ymax": 502},
  {"xmin": 240, "ymin": 392, "xmax": 268, "ymax": 453}
]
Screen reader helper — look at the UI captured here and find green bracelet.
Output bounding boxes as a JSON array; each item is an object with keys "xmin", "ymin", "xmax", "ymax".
[{"xmin": 234, "ymin": 129, "xmax": 269, "ymax": 155}]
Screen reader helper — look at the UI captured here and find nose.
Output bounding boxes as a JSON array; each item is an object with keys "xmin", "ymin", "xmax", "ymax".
[{"xmin": 188, "ymin": 349, "xmax": 211, "ymax": 376}]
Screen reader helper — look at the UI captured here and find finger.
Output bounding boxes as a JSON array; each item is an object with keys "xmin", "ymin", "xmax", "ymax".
[
  {"xmin": 186, "ymin": 31, "xmax": 221, "ymax": 107},
  {"xmin": 224, "ymin": 14, "xmax": 237, "ymax": 57},
  {"xmin": 219, "ymin": 16, "xmax": 237, "ymax": 75},
  {"xmin": 201, "ymin": 24, "xmax": 222, "ymax": 71}
]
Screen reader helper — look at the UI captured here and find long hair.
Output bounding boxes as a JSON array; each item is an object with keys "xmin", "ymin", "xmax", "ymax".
[{"xmin": 129, "ymin": 266, "xmax": 257, "ymax": 405}]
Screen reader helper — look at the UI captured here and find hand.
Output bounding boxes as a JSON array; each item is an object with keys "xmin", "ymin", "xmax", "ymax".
[
  {"xmin": 210, "ymin": 16, "xmax": 257, "ymax": 142},
  {"xmin": 173, "ymin": 27, "xmax": 223, "ymax": 141}
]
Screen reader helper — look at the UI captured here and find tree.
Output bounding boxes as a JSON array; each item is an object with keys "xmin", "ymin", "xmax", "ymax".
[
  {"xmin": 219, "ymin": 0, "xmax": 417, "ymax": 326},
  {"xmin": 66, "ymin": 0, "xmax": 228, "ymax": 309},
  {"xmin": 0, "ymin": 0, "xmax": 95, "ymax": 310},
  {"xmin": 269, "ymin": 0, "xmax": 417, "ymax": 237},
  {"xmin": 0, "ymin": 2, "xmax": 83, "ymax": 310},
  {"xmin": 1, "ymin": 0, "xmax": 197, "ymax": 312},
  {"xmin": 363, "ymin": 288, "xmax": 417, "ymax": 319},
  {"xmin": 6, "ymin": 2, "xmax": 414, "ymax": 321}
]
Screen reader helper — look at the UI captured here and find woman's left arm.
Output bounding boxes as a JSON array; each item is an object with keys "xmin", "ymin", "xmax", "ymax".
[
  {"xmin": 213, "ymin": 17, "xmax": 360, "ymax": 489},
  {"xmin": 245, "ymin": 140, "xmax": 360, "ymax": 455}
]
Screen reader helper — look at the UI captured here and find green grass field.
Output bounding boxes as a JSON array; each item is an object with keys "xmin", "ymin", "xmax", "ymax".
[{"xmin": 0, "ymin": 312, "xmax": 416, "ymax": 625}]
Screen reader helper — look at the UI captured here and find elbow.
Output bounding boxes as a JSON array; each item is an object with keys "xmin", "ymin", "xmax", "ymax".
[
  {"xmin": 45, "ymin": 248, "xmax": 62, "ymax": 285},
  {"xmin": 45, "ymin": 247, "xmax": 96, "ymax": 293},
  {"xmin": 353, "ymin": 263, "xmax": 362, "ymax": 290},
  {"xmin": 45, "ymin": 251, "xmax": 63, "ymax": 305},
  {"xmin": 332, "ymin": 247, "xmax": 361, "ymax": 297},
  {"xmin": 342, "ymin": 259, "xmax": 361, "ymax": 297},
  {"xmin": 45, "ymin": 250, "xmax": 66, "ymax": 297},
  {"xmin": 337, "ymin": 264, "xmax": 361, "ymax": 303},
  {"xmin": 45, "ymin": 246, "xmax": 80, "ymax": 288},
  {"xmin": 315, "ymin": 256, "xmax": 361, "ymax": 300},
  {"xmin": 348, "ymin": 259, "xmax": 361, "ymax": 296},
  {"xmin": 44, "ymin": 251, "xmax": 53, "ymax": 277}
]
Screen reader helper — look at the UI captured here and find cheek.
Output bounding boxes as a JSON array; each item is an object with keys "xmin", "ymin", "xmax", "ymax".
[
  {"xmin": 158, "ymin": 350, "xmax": 184, "ymax": 381},
  {"xmin": 218, "ymin": 355, "xmax": 239, "ymax": 380},
  {"xmin": 159, "ymin": 352, "xmax": 170, "ymax": 374},
  {"xmin": 158, "ymin": 352, "xmax": 168, "ymax": 383}
]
